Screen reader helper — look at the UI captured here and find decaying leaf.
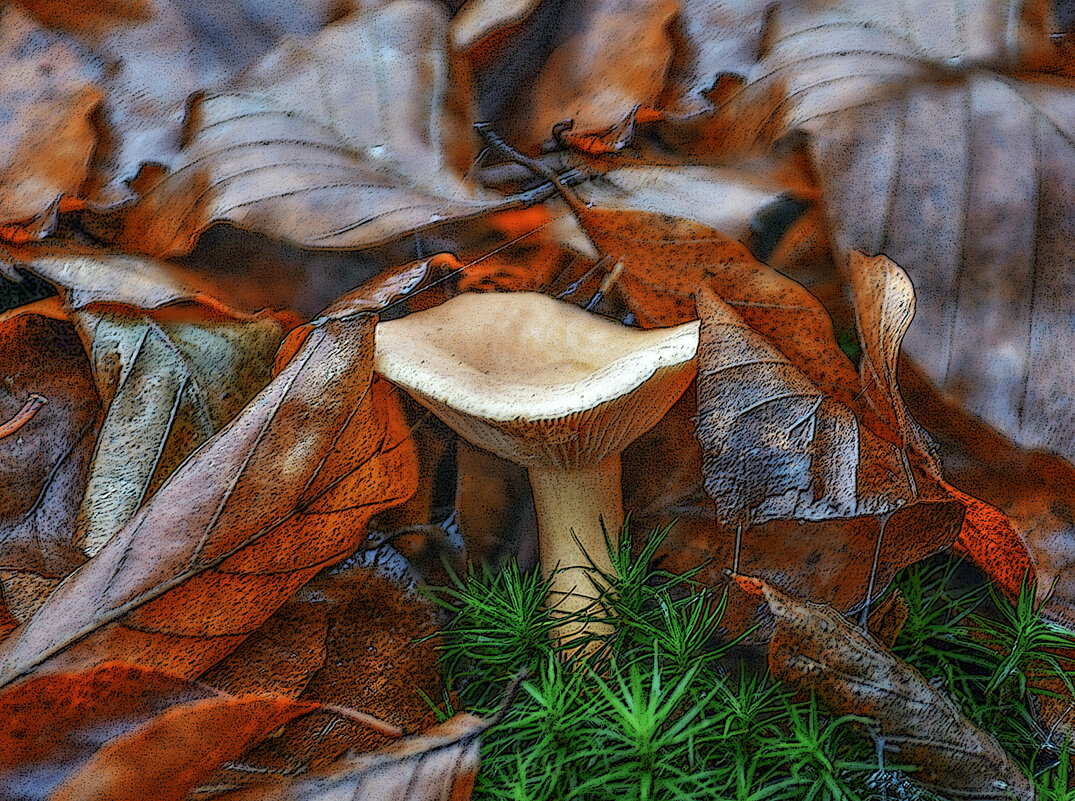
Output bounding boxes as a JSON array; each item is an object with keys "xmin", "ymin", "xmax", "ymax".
[
  {"xmin": 0, "ymin": 661, "xmax": 319, "ymax": 801},
  {"xmin": 205, "ymin": 545, "xmax": 445, "ymax": 769},
  {"xmin": 578, "ymin": 165, "xmax": 812, "ymax": 248},
  {"xmin": 622, "ymin": 386, "xmax": 963, "ymax": 639},
  {"xmin": 738, "ymin": 574, "xmax": 1034, "ymax": 801},
  {"xmin": 12, "ymin": 248, "xmax": 288, "ymax": 558},
  {"xmin": 661, "ymin": 0, "xmax": 771, "ymax": 115},
  {"xmin": 215, "ymin": 712, "xmax": 491, "ymax": 801},
  {"xmin": 710, "ymin": 0, "xmax": 1075, "ymax": 468},
  {"xmin": 0, "ymin": 303, "xmax": 98, "ymax": 581},
  {"xmin": 0, "ymin": 313, "xmax": 418, "ymax": 684},
  {"xmin": 50, "ymin": 698, "xmax": 319, "ymax": 801},
  {"xmin": 0, "ymin": 5, "xmax": 100, "ymax": 238},
  {"xmin": 115, "ymin": 0, "xmax": 499, "ymax": 259},
  {"xmin": 465, "ymin": 0, "xmax": 676, "ymax": 152},
  {"xmin": 71, "ymin": 300, "xmax": 284, "ymax": 557},
  {"xmin": 450, "ymin": 0, "xmax": 543, "ymax": 52},
  {"xmin": 690, "ymin": 243, "xmax": 944, "ymax": 527},
  {"xmin": 574, "ymin": 210, "xmax": 959, "ymax": 619}
]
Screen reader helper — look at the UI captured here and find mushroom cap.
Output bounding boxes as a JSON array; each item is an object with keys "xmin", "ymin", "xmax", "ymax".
[{"xmin": 374, "ymin": 292, "xmax": 699, "ymax": 470}]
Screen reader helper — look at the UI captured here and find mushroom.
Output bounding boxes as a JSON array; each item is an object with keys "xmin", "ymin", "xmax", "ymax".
[{"xmin": 374, "ymin": 292, "xmax": 699, "ymax": 647}]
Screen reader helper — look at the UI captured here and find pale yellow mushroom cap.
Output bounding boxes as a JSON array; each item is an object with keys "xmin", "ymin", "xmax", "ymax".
[{"xmin": 374, "ymin": 292, "xmax": 699, "ymax": 470}]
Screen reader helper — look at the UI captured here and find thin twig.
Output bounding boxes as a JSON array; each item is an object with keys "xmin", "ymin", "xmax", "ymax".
[
  {"xmin": 321, "ymin": 703, "xmax": 405, "ymax": 738},
  {"xmin": 0, "ymin": 394, "xmax": 46, "ymax": 439}
]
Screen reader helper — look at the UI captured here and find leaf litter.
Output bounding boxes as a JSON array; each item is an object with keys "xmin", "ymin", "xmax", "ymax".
[{"xmin": 0, "ymin": 0, "xmax": 1071, "ymax": 797}]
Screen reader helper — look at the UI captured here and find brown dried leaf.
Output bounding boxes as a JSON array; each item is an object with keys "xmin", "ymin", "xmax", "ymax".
[
  {"xmin": 601, "ymin": 232, "xmax": 960, "ymax": 631},
  {"xmin": 116, "ymin": 0, "xmax": 498, "ymax": 259},
  {"xmin": 450, "ymin": 0, "xmax": 543, "ymax": 51},
  {"xmin": 70, "ymin": 301, "xmax": 284, "ymax": 558},
  {"xmin": 51, "ymin": 698, "xmax": 317, "ymax": 801},
  {"xmin": 0, "ymin": 304, "xmax": 99, "ymax": 580},
  {"xmin": 2, "ymin": 0, "xmax": 350, "ymax": 237},
  {"xmin": 711, "ymin": 0, "xmax": 1075, "ymax": 466},
  {"xmin": 204, "ymin": 545, "xmax": 444, "ymax": 768},
  {"xmin": 901, "ymin": 362, "xmax": 1074, "ymax": 624},
  {"xmin": 0, "ymin": 313, "xmax": 418, "ymax": 685},
  {"xmin": 0, "ymin": 661, "xmax": 318, "ymax": 801},
  {"xmin": 466, "ymin": 0, "xmax": 676, "ymax": 152},
  {"xmin": 661, "ymin": 0, "xmax": 771, "ymax": 115},
  {"xmin": 216, "ymin": 712, "xmax": 490, "ymax": 801},
  {"xmin": 741, "ymin": 574, "xmax": 1034, "ymax": 801},
  {"xmin": 621, "ymin": 387, "xmax": 962, "ymax": 639},
  {"xmin": 578, "ymin": 165, "xmax": 810, "ymax": 246},
  {"xmin": 696, "ymin": 248, "xmax": 947, "ymax": 526},
  {"xmin": 0, "ymin": 6, "xmax": 100, "ymax": 237}
]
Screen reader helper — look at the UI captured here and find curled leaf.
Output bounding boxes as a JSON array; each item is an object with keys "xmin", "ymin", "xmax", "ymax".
[
  {"xmin": 0, "ymin": 313, "xmax": 418, "ymax": 685},
  {"xmin": 217, "ymin": 712, "xmax": 492, "ymax": 801},
  {"xmin": 0, "ymin": 661, "xmax": 319, "ymax": 801},
  {"xmin": 744, "ymin": 574, "xmax": 1035, "ymax": 801},
  {"xmin": 116, "ymin": 1, "xmax": 498, "ymax": 258}
]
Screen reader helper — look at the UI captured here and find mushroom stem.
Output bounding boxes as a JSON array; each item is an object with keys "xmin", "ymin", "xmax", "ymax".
[{"xmin": 528, "ymin": 454, "xmax": 623, "ymax": 647}]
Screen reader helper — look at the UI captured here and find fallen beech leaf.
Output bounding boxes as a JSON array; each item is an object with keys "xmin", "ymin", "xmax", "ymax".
[
  {"xmin": 51, "ymin": 695, "xmax": 319, "ymax": 801},
  {"xmin": 197, "ymin": 584, "xmax": 331, "ymax": 700},
  {"xmin": 696, "ymin": 247, "xmax": 955, "ymax": 526},
  {"xmin": 450, "ymin": 0, "xmax": 543, "ymax": 51},
  {"xmin": 274, "ymin": 254, "xmax": 459, "ymax": 372},
  {"xmin": 8, "ymin": 248, "xmax": 297, "ymax": 559},
  {"xmin": 608, "ymin": 239, "xmax": 961, "ymax": 633},
  {"xmin": 0, "ymin": 308, "xmax": 99, "ymax": 580},
  {"xmin": 466, "ymin": 0, "xmax": 677, "ymax": 152},
  {"xmin": 216, "ymin": 712, "xmax": 492, "ymax": 801},
  {"xmin": 622, "ymin": 387, "xmax": 963, "ymax": 639},
  {"xmin": 900, "ymin": 362, "xmax": 1069, "ymax": 620},
  {"xmin": 17, "ymin": 0, "xmax": 348, "ymax": 212},
  {"xmin": 71, "ymin": 302, "xmax": 284, "ymax": 557},
  {"xmin": 0, "ymin": 6, "xmax": 100, "ymax": 237},
  {"xmin": 661, "ymin": 0, "xmax": 771, "ymax": 115},
  {"xmin": 711, "ymin": 0, "xmax": 1075, "ymax": 466},
  {"xmin": 739, "ymin": 575, "xmax": 1034, "ymax": 801},
  {"xmin": 0, "ymin": 313, "xmax": 418, "ymax": 685},
  {"xmin": 578, "ymin": 165, "xmax": 812, "ymax": 247},
  {"xmin": 213, "ymin": 545, "xmax": 445, "ymax": 775},
  {"xmin": 0, "ymin": 661, "xmax": 318, "ymax": 801},
  {"xmin": 116, "ymin": 0, "xmax": 498, "ymax": 258},
  {"xmin": 575, "ymin": 207, "xmax": 961, "ymax": 610},
  {"xmin": 25, "ymin": 248, "xmax": 271, "ymax": 318}
]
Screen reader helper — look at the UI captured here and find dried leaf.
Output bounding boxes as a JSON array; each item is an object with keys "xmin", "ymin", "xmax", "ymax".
[
  {"xmin": 661, "ymin": 0, "xmax": 771, "ymax": 115},
  {"xmin": 24, "ymin": 247, "xmax": 272, "ymax": 318},
  {"xmin": 71, "ymin": 302, "xmax": 284, "ymax": 557},
  {"xmin": 204, "ymin": 545, "xmax": 444, "ymax": 768},
  {"xmin": 622, "ymin": 386, "xmax": 963, "ymax": 639},
  {"xmin": 579, "ymin": 165, "xmax": 810, "ymax": 246},
  {"xmin": 0, "ymin": 6, "xmax": 100, "ymax": 237},
  {"xmin": 0, "ymin": 306, "xmax": 99, "ymax": 579},
  {"xmin": 467, "ymin": 0, "xmax": 676, "ymax": 152},
  {"xmin": 695, "ymin": 247, "xmax": 954, "ymax": 527},
  {"xmin": 711, "ymin": 0, "xmax": 1075, "ymax": 466},
  {"xmin": 900, "ymin": 362, "xmax": 1067, "ymax": 618},
  {"xmin": 274, "ymin": 255, "xmax": 457, "ymax": 372},
  {"xmin": 216, "ymin": 712, "xmax": 491, "ymax": 801},
  {"xmin": 0, "ymin": 313, "xmax": 418, "ymax": 684},
  {"xmin": 0, "ymin": 661, "xmax": 317, "ymax": 801},
  {"xmin": 51, "ymin": 698, "xmax": 317, "ymax": 801},
  {"xmin": 739, "ymin": 574, "xmax": 1034, "ymax": 801},
  {"xmin": 115, "ymin": 1, "xmax": 498, "ymax": 258},
  {"xmin": 450, "ymin": 0, "xmax": 542, "ymax": 51}
]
